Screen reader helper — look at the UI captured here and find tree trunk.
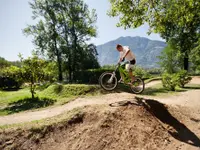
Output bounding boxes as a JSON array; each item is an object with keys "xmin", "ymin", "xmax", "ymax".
[
  {"xmin": 31, "ymin": 91, "xmax": 34, "ymax": 99},
  {"xmin": 30, "ymin": 83, "xmax": 35, "ymax": 99},
  {"xmin": 184, "ymin": 56, "xmax": 189, "ymax": 71},
  {"xmin": 57, "ymin": 56, "xmax": 63, "ymax": 82},
  {"xmin": 68, "ymin": 63, "xmax": 72, "ymax": 83},
  {"xmin": 55, "ymin": 40, "xmax": 63, "ymax": 82},
  {"xmin": 71, "ymin": 24, "xmax": 77, "ymax": 82}
]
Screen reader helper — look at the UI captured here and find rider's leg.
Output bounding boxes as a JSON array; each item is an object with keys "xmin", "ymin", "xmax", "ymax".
[
  {"xmin": 126, "ymin": 64, "xmax": 135, "ymax": 82},
  {"xmin": 118, "ymin": 71, "xmax": 124, "ymax": 82},
  {"xmin": 129, "ymin": 69, "xmax": 135, "ymax": 82}
]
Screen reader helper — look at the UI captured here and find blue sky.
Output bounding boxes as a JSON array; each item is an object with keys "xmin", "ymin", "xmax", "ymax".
[{"xmin": 0, "ymin": 0, "xmax": 164, "ymax": 61}]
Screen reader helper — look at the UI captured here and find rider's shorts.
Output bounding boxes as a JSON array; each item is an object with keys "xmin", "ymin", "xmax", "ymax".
[{"xmin": 125, "ymin": 59, "xmax": 136, "ymax": 71}]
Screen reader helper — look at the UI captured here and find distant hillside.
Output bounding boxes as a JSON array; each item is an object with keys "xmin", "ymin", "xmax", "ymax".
[{"xmin": 96, "ymin": 36, "xmax": 166, "ymax": 68}]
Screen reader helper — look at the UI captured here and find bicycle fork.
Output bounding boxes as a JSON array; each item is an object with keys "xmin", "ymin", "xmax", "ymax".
[{"xmin": 108, "ymin": 72, "xmax": 116, "ymax": 83}]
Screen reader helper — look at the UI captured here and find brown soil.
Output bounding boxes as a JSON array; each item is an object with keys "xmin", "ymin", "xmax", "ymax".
[
  {"xmin": 1, "ymin": 77, "xmax": 200, "ymax": 150},
  {"xmin": 1, "ymin": 98, "xmax": 200, "ymax": 150}
]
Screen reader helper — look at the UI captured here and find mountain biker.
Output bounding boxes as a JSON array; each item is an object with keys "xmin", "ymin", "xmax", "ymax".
[{"xmin": 116, "ymin": 44, "xmax": 136, "ymax": 83}]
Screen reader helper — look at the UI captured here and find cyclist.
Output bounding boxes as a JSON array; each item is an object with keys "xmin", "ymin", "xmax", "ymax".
[{"xmin": 116, "ymin": 44, "xmax": 136, "ymax": 83}]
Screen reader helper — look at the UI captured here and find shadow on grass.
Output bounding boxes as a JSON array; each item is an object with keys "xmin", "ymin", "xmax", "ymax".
[
  {"xmin": 142, "ymin": 87, "xmax": 187, "ymax": 96},
  {"xmin": 53, "ymin": 84, "xmax": 64, "ymax": 94},
  {"xmin": 2, "ymin": 97, "xmax": 56, "ymax": 114},
  {"xmin": 184, "ymin": 85, "xmax": 200, "ymax": 90},
  {"xmin": 136, "ymin": 97, "xmax": 200, "ymax": 147},
  {"xmin": 141, "ymin": 87, "xmax": 169, "ymax": 96},
  {"xmin": 1, "ymin": 88, "xmax": 22, "ymax": 91}
]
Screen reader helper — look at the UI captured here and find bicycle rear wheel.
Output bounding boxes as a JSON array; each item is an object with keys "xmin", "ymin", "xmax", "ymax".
[{"xmin": 130, "ymin": 77, "xmax": 145, "ymax": 94}]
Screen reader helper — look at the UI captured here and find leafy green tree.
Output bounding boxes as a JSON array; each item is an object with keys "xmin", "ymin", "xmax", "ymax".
[
  {"xmin": 43, "ymin": 61, "xmax": 58, "ymax": 82},
  {"xmin": 56, "ymin": 0, "xmax": 98, "ymax": 81},
  {"xmin": 77, "ymin": 44, "xmax": 100, "ymax": 70},
  {"xmin": 108, "ymin": 0, "xmax": 200, "ymax": 71},
  {"xmin": 158, "ymin": 40, "xmax": 182, "ymax": 74},
  {"xmin": 20, "ymin": 55, "xmax": 48, "ymax": 99},
  {"xmin": 1, "ymin": 65, "xmax": 23, "ymax": 89},
  {"xmin": 24, "ymin": 0, "xmax": 99, "ymax": 82},
  {"xmin": 24, "ymin": 0, "xmax": 63, "ymax": 81},
  {"xmin": 190, "ymin": 39, "xmax": 200, "ymax": 73},
  {"xmin": 0, "ymin": 57, "xmax": 11, "ymax": 69}
]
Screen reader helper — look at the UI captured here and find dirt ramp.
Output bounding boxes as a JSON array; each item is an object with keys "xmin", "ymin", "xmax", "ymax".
[{"xmin": 1, "ymin": 99, "xmax": 200, "ymax": 150}]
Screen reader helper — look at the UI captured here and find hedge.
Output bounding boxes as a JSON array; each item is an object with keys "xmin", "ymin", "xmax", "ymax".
[
  {"xmin": 0, "ymin": 76, "xmax": 23, "ymax": 89},
  {"xmin": 74, "ymin": 68, "xmax": 120, "ymax": 84}
]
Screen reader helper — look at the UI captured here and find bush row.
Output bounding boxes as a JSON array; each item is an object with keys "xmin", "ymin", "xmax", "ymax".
[
  {"xmin": 74, "ymin": 66, "xmax": 151, "ymax": 84},
  {"xmin": 0, "ymin": 76, "xmax": 23, "ymax": 89},
  {"xmin": 74, "ymin": 68, "xmax": 118, "ymax": 84}
]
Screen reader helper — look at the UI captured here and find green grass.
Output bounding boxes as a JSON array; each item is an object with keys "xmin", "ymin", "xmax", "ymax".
[
  {"xmin": 141, "ymin": 83, "xmax": 178, "ymax": 96},
  {"xmin": 0, "ymin": 84, "xmax": 101, "ymax": 116},
  {"xmin": 144, "ymin": 77, "xmax": 162, "ymax": 84},
  {"xmin": 141, "ymin": 83, "xmax": 200, "ymax": 96},
  {"xmin": 1, "ymin": 81, "xmax": 200, "ymax": 116}
]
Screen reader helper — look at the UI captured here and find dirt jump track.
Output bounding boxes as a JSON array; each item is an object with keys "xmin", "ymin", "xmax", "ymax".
[{"xmin": 0, "ymin": 77, "xmax": 200, "ymax": 150}]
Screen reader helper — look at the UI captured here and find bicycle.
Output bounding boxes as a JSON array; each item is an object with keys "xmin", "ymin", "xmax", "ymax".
[{"xmin": 99, "ymin": 62, "xmax": 145, "ymax": 94}]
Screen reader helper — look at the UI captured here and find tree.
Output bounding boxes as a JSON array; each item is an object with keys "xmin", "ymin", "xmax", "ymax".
[
  {"xmin": 55, "ymin": 0, "xmax": 98, "ymax": 81},
  {"xmin": 108, "ymin": 0, "xmax": 200, "ymax": 71},
  {"xmin": 158, "ymin": 40, "xmax": 182, "ymax": 74},
  {"xmin": 1, "ymin": 65, "xmax": 23, "ymax": 89},
  {"xmin": 190, "ymin": 39, "xmax": 200, "ymax": 73},
  {"xmin": 24, "ymin": 0, "xmax": 63, "ymax": 81},
  {"xmin": 24, "ymin": 0, "xmax": 99, "ymax": 82},
  {"xmin": 20, "ymin": 55, "xmax": 47, "ymax": 99},
  {"xmin": 0, "ymin": 57, "xmax": 11, "ymax": 69}
]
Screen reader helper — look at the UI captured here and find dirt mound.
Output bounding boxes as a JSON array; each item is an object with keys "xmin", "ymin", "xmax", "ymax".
[{"xmin": 1, "ymin": 99, "xmax": 200, "ymax": 150}]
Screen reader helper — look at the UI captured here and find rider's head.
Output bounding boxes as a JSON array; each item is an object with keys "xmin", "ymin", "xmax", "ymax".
[{"xmin": 116, "ymin": 44, "xmax": 123, "ymax": 51}]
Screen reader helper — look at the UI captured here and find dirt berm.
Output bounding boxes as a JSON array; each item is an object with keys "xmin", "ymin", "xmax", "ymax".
[{"xmin": 1, "ymin": 98, "xmax": 200, "ymax": 150}]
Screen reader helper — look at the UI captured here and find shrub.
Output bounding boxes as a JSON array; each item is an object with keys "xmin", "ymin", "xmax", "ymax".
[
  {"xmin": 162, "ymin": 70, "xmax": 192, "ymax": 91},
  {"xmin": 133, "ymin": 66, "xmax": 152, "ymax": 79},
  {"xmin": 0, "ymin": 66, "xmax": 23, "ymax": 89},
  {"xmin": 176, "ymin": 70, "xmax": 192, "ymax": 88},
  {"xmin": 162, "ymin": 73, "xmax": 179, "ymax": 91},
  {"xmin": 41, "ymin": 84, "xmax": 100, "ymax": 98},
  {"xmin": 147, "ymin": 68, "xmax": 162, "ymax": 75},
  {"xmin": 0, "ymin": 76, "xmax": 23, "ymax": 89}
]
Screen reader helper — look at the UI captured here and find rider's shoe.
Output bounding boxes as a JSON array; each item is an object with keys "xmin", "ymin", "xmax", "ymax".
[{"xmin": 131, "ymin": 78, "xmax": 136, "ymax": 83}]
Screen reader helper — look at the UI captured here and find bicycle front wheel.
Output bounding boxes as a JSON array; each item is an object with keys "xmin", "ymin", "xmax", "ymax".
[
  {"xmin": 99, "ymin": 72, "xmax": 118, "ymax": 91},
  {"xmin": 130, "ymin": 77, "xmax": 145, "ymax": 94}
]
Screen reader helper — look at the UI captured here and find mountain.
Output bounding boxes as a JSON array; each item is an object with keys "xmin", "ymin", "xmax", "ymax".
[{"xmin": 96, "ymin": 36, "xmax": 166, "ymax": 68}]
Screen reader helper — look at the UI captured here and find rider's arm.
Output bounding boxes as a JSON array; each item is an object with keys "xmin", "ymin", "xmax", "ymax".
[
  {"xmin": 119, "ymin": 46, "xmax": 130, "ymax": 63},
  {"xmin": 121, "ymin": 46, "xmax": 130, "ymax": 60},
  {"xmin": 123, "ymin": 49, "xmax": 130, "ymax": 58}
]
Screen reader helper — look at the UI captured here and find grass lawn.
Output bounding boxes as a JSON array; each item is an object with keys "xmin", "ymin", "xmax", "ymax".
[
  {"xmin": 0, "ymin": 84, "xmax": 102, "ymax": 116},
  {"xmin": 141, "ymin": 83, "xmax": 200, "ymax": 96},
  {"xmin": 144, "ymin": 77, "xmax": 162, "ymax": 84},
  {"xmin": 1, "ymin": 80, "xmax": 200, "ymax": 116}
]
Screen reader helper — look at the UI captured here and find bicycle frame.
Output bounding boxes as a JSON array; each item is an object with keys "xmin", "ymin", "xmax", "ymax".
[
  {"xmin": 100, "ymin": 63, "xmax": 144, "ymax": 93},
  {"xmin": 113, "ymin": 63, "xmax": 132, "ymax": 84}
]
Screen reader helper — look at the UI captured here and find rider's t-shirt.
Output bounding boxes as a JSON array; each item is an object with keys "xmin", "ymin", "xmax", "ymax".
[{"xmin": 120, "ymin": 46, "xmax": 136, "ymax": 61}]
